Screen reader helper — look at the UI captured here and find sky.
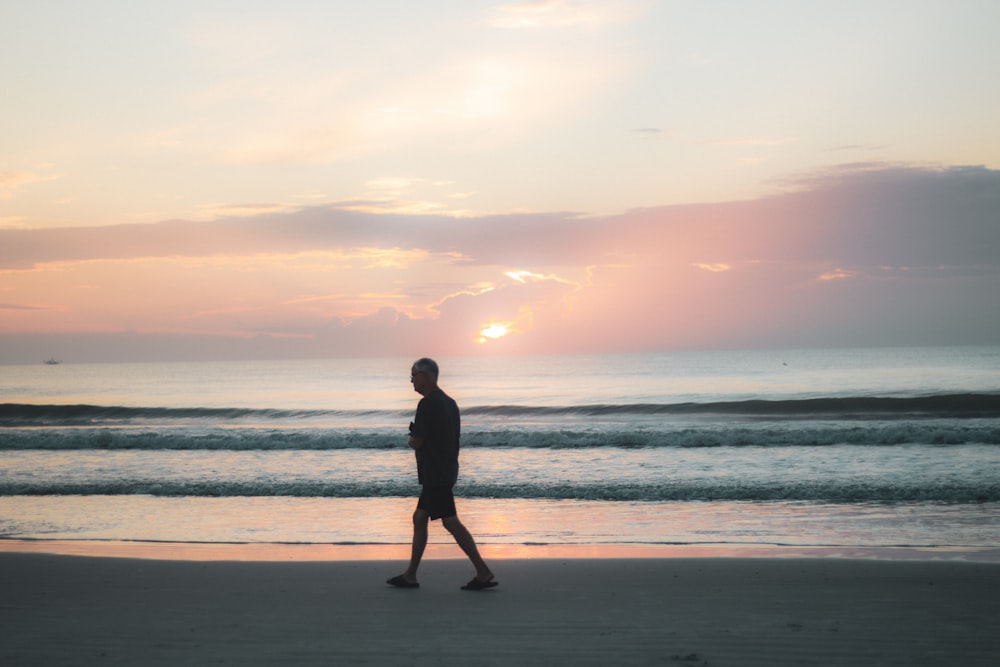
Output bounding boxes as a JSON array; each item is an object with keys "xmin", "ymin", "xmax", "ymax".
[{"xmin": 2, "ymin": 0, "xmax": 999, "ymax": 363}]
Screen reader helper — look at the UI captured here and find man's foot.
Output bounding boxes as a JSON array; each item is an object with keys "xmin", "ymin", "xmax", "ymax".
[
  {"xmin": 461, "ymin": 574, "xmax": 498, "ymax": 591},
  {"xmin": 386, "ymin": 574, "xmax": 419, "ymax": 588}
]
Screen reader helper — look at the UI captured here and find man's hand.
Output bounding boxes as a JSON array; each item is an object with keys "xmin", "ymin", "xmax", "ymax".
[{"xmin": 408, "ymin": 435, "xmax": 424, "ymax": 450}]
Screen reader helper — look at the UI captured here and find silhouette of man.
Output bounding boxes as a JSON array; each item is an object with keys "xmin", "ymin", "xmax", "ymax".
[{"xmin": 386, "ymin": 358, "xmax": 497, "ymax": 590}]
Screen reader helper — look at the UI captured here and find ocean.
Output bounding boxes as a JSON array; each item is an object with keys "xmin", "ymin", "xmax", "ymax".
[{"xmin": 2, "ymin": 347, "xmax": 999, "ymax": 556}]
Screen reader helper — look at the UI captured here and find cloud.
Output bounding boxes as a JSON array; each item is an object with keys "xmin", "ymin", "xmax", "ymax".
[
  {"xmin": 131, "ymin": 5, "xmax": 637, "ymax": 176},
  {"xmin": 505, "ymin": 270, "xmax": 581, "ymax": 287},
  {"xmin": 5, "ymin": 164, "xmax": 998, "ymax": 273},
  {"xmin": 827, "ymin": 144, "xmax": 891, "ymax": 152},
  {"xmin": 0, "ymin": 216, "xmax": 29, "ymax": 230},
  {"xmin": 198, "ymin": 202, "xmax": 299, "ymax": 218},
  {"xmin": 818, "ymin": 268, "xmax": 857, "ymax": 281},
  {"xmin": 0, "ymin": 169, "xmax": 61, "ymax": 198},
  {"xmin": 2, "ymin": 164, "xmax": 998, "ymax": 360},
  {"xmin": 0, "ymin": 302, "xmax": 54, "ymax": 311},
  {"xmin": 364, "ymin": 177, "xmax": 430, "ymax": 192},
  {"xmin": 694, "ymin": 263, "xmax": 732, "ymax": 273},
  {"xmin": 705, "ymin": 137, "xmax": 799, "ymax": 147}
]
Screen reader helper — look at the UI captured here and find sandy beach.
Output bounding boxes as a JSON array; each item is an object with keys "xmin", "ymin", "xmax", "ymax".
[{"xmin": 2, "ymin": 547, "xmax": 998, "ymax": 666}]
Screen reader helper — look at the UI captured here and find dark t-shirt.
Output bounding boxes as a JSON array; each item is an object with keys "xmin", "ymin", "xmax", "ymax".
[{"xmin": 411, "ymin": 388, "xmax": 460, "ymax": 486}]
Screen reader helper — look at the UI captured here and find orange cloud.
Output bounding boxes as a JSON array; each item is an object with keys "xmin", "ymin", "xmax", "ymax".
[
  {"xmin": 818, "ymin": 268, "xmax": 857, "ymax": 281},
  {"xmin": 694, "ymin": 263, "xmax": 731, "ymax": 273},
  {"xmin": 0, "ymin": 168, "xmax": 61, "ymax": 198}
]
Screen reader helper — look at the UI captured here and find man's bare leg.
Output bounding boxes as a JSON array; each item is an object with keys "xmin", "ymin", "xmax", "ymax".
[
  {"xmin": 403, "ymin": 509, "xmax": 429, "ymax": 582},
  {"xmin": 388, "ymin": 508, "xmax": 428, "ymax": 586},
  {"xmin": 442, "ymin": 515, "xmax": 493, "ymax": 582}
]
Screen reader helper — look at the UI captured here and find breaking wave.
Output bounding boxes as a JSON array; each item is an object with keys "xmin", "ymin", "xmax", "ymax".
[
  {"xmin": 1, "ymin": 422, "xmax": 998, "ymax": 451},
  {"xmin": 2, "ymin": 479, "xmax": 996, "ymax": 503},
  {"xmin": 4, "ymin": 393, "xmax": 1000, "ymax": 427}
]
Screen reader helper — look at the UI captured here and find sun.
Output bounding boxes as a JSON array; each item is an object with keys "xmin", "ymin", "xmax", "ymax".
[{"xmin": 477, "ymin": 322, "xmax": 510, "ymax": 344}]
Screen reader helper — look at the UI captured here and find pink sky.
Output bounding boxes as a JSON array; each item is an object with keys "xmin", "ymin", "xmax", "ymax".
[
  {"xmin": 2, "ymin": 165, "xmax": 998, "ymax": 362},
  {"xmin": 2, "ymin": 2, "xmax": 999, "ymax": 362}
]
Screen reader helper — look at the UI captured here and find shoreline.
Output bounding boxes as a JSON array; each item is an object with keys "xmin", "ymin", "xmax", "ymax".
[{"xmin": 2, "ymin": 538, "xmax": 998, "ymax": 562}]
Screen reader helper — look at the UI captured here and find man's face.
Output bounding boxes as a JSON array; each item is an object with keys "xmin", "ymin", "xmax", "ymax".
[{"xmin": 410, "ymin": 369, "xmax": 430, "ymax": 395}]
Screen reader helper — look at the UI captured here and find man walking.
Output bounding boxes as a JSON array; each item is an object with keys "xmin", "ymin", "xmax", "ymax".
[{"xmin": 387, "ymin": 358, "xmax": 497, "ymax": 590}]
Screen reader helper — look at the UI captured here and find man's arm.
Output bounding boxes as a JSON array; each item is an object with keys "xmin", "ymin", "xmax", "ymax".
[{"xmin": 408, "ymin": 421, "xmax": 424, "ymax": 450}]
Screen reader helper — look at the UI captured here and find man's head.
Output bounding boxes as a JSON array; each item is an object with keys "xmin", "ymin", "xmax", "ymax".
[{"xmin": 410, "ymin": 357, "xmax": 439, "ymax": 395}]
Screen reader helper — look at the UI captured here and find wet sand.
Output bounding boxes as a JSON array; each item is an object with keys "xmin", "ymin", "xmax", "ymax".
[{"xmin": 2, "ymin": 547, "xmax": 998, "ymax": 666}]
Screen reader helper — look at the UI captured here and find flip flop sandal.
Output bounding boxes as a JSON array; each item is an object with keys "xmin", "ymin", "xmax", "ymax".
[
  {"xmin": 461, "ymin": 576, "xmax": 498, "ymax": 591},
  {"xmin": 387, "ymin": 575, "xmax": 419, "ymax": 588}
]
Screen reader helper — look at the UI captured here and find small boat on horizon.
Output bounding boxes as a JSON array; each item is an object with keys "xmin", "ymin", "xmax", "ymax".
[{"xmin": 44, "ymin": 358, "xmax": 62, "ymax": 365}]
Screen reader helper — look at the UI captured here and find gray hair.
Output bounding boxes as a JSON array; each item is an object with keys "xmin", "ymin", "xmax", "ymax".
[{"xmin": 411, "ymin": 357, "xmax": 439, "ymax": 381}]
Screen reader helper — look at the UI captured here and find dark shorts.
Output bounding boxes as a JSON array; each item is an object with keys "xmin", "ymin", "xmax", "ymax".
[{"xmin": 416, "ymin": 485, "xmax": 457, "ymax": 520}]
